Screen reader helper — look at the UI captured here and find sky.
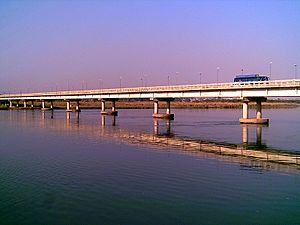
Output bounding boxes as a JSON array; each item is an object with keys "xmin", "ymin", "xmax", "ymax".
[{"xmin": 0, "ymin": 0, "xmax": 300, "ymax": 93}]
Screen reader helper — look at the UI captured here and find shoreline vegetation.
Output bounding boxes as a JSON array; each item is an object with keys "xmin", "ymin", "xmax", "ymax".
[{"xmin": 1, "ymin": 100, "xmax": 299, "ymax": 110}]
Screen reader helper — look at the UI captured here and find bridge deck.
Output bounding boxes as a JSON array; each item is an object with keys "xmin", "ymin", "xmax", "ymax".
[{"xmin": 1, "ymin": 79, "xmax": 300, "ymax": 100}]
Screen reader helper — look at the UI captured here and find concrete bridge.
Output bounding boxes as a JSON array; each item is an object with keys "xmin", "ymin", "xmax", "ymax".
[{"xmin": 1, "ymin": 79, "xmax": 300, "ymax": 123}]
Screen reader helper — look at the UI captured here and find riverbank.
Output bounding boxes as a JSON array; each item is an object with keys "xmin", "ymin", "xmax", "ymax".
[
  {"xmin": 2, "ymin": 99, "xmax": 299, "ymax": 110},
  {"xmin": 3, "ymin": 100, "xmax": 297, "ymax": 110}
]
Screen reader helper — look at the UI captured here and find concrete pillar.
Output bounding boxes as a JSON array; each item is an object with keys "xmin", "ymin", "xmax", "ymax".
[
  {"xmin": 24, "ymin": 101, "xmax": 27, "ymax": 108},
  {"xmin": 112, "ymin": 101, "xmax": 116, "ymax": 112},
  {"xmin": 256, "ymin": 100, "xmax": 262, "ymax": 119},
  {"xmin": 50, "ymin": 101, "xmax": 53, "ymax": 110},
  {"xmin": 101, "ymin": 100, "xmax": 105, "ymax": 112},
  {"xmin": 166, "ymin": 101, "xmax": 171, "ymax": 114},
  {"xmin": 152, "ymin": 98, "xmax": 174, "ymax": 120},
  {"xmin": 75, "ymin": 101, "xmax": 81, "ymax": 112},
  {"xmin": 9, "ymin": 101, "xmax": 13, "ymax": 108},
  {"xmin": 42, "ymin": 101, "xmax": 45, "ymax": 109},
  {"xmin": 31, "ymin": 101, "xmax": 34, "ymax": 108},
  {"xmin": 242, "ymin": 101, "xmax": 249, "ymax": 119},
  {"xmin": 66, "ymin": 101, "xmax": 71, "ymax": 111},
  {"xmin": 154, "ymin": 101, "xmax": 159, "ymax": 114}
]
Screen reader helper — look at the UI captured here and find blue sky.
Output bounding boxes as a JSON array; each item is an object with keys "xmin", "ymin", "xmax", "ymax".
[{"xmin": 0, "ymin": 0, "xmax": 299, "ymax": 92}]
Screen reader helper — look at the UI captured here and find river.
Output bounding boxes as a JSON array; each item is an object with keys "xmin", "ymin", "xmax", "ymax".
[{"xmin": 0, "ymin": 108, "xmax": 300, "ymax": 225}]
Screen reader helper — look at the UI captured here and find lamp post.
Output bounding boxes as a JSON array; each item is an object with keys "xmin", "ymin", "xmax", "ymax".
[
  {"xmin": 199, "ymin": 72, "xmax": 202, "ymax": 84},
  {"xmin": 167, "ymin": 75, "xmax": 170, "ymax": 86},
  {"xmin": 175, "ymin": 72, "xmax": 179, "ymax": 84},
  {"xmin": 98, "ymin": 79, "xmax": 102, "ymax": 89},
  {"xmin": 269, "ymin": 61, "xmax": 272, "ymax": 79},
  {"xmin": 217, "ymin": 67, "xmax": 220, "ymax": 83},
  {"xmin": 119, "ymin": 76, "xmax": 122, "ymax": 88},
  {"xmin": 144, "ymin": 74, "xmax": 148, "ymax": 87},
  {"xmin": 294, "ymin": 64, "xmax": 297, "ymax": 79}
]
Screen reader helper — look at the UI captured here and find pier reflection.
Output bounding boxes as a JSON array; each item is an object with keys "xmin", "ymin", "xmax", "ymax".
[
  {"xmin": 14, "ymin": 110, "xmax": 300, "ymax": 174},
  {"xmin": 101, "ymin": 115, "xmax": 116, "ymax": 126},
  {"xmin": 153, "ymin": 119, "xmax": 173, "ymax": 137},
  {"xmin": 241, "ymin": 124, "xmax": 268, "ymax": 149}
]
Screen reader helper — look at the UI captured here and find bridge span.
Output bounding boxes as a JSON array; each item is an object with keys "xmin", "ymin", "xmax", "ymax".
[{"xmin": 1, "ymin": 79, "xmax": 300, "ymax": 123}]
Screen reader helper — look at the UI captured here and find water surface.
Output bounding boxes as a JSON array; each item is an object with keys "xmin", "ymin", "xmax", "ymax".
[{"xmin": 0, "ymin": 108, "xmax": 300, "ymax": 225}]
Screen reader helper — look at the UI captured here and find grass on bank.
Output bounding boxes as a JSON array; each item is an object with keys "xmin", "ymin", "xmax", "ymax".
[{"xmin": 2, "ymin": 100, "xmax": 299, "ymax": 110}]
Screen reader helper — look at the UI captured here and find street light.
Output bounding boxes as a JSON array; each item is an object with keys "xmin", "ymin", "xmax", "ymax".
[
  {"xmin": 144, "ymin": 74, "xmax": 148, "ymax": 87},
  {"xmin": 269, "ymin": 61, "xmax": 272, "ymax": 79},
  {"xmin": 217, "ymin": 67, "xmax": 220, "ymax": 83},
  {"xmin": 119, "ymin": 76, "xmax": 122, "ymax": 88},
  {"xmin": 199, "ymin": 72, "xmax": 202, "ymax": 84},
  {"xmin": 294, "ymin": 64, "xmax": 297, "ymax": 79},
  {"xmin": 98, "ymin": 79, "xmax": 102, "ymax": 89},
  {"xmin": 167, "ymin": 75, "xmax": 170, "ymax": 86},
  {"xmin": 175, "ymin": 72, "xmax": 179, "ymax": 84}
]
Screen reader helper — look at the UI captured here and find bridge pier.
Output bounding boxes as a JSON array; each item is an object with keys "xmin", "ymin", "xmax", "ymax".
[
  {"xmin": 9, "ymin": 101, "xmax": 13, "ymax": 108},
  {"xmin": 100, "ymin": 99, "xmax": 118, "ymax": 116},
  {"xmin": 152, "ymin": 98, "xmax": 174, "ymax": 120},
  {"xmin": 41, "ymin": 100, "xmax": 46, "ymax": 110},
  {"xmin": 23, "ymin": 101, "xmax": 27, "ymax": 108},
  {"xmin": 240, "ymin": 97, "xmax": 269, "ymax": 124},
  {"xmin": 66, "ymin": 100, "xmax": 72, "ymax": 112},
  {"xmin": 75, "ymin": 101, "xmax": 81, "ymax": 112},
  {"xmin": 50, "ymin": 101, "xmax": 54, "ymax": 110}
]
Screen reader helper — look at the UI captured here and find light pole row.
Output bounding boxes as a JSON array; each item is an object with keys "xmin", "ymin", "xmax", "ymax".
[{"xmin": 46, "ymin": 64, "xmax": 300, "ymax": 92}]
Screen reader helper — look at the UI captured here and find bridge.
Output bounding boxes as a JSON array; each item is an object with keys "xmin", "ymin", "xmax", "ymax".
[{"xmin": 1, "ymin": 79, "xmax": 300, "ymax": 123}]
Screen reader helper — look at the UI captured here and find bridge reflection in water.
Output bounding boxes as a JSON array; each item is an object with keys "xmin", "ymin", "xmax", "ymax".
[{"xmin": 38, "ymin": 111, "xmax": 300, "ymax": 174}]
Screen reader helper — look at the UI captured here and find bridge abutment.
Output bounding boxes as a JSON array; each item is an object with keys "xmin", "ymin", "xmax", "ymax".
[{"xmin": 240, "ymin": 97, "xmax": 269, "ymax": 124}]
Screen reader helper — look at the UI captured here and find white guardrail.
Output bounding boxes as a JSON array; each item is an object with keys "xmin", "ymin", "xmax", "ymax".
[{"xmin": 1, "ymin": 79, "xmax": 300, "ymax": 98}]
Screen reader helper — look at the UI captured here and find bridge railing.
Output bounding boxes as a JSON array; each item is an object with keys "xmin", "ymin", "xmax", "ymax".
[{"xmin": 1, "ymin": 79, "xmax": 300, "ymax": 99}]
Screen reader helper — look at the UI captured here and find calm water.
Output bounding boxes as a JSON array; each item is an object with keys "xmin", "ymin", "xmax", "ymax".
[{"xmin": 1, "ymin": 108, "xmax": 300, "ymax": 225}]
